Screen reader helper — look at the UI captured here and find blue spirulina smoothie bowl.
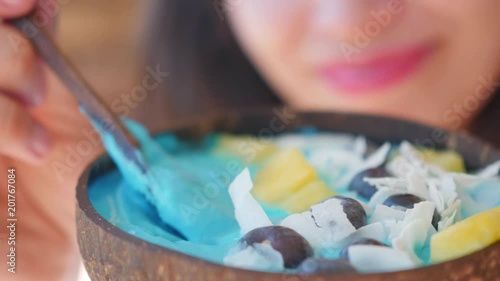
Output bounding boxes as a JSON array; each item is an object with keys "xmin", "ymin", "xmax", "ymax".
[{"xmin": 76, "ymin": 110, "xmax": 499, "ymax": 281}]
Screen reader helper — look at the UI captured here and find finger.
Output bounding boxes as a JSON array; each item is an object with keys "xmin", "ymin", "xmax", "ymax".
[
  {"xmin": 0, "ymin": 25, "xmax": 46, "ymax": 106},
  {"xmin": 0, "ymin": 0, "xmax": 37, "ymax": 18},
  {"xmin": 0, "ymin": 94, "xmax": 52, "ymax": 163}
]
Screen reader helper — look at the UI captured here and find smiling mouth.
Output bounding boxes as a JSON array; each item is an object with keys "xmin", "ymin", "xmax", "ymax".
[{"xmin": 320, "ymin": 44, "xmax": 434, "ymax": 95}]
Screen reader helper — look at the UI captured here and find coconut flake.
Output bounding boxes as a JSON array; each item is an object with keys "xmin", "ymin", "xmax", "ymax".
[
  {"xmin": 441, "ymin": 199, "xmax": 461, "ymax": 219},
  {"xmin": 309, "ymin": 198, "xmax": 357, "ymax": 242},
  {"xmin": 403, "ymin": 201, "xmax": 435, "ymax": 227},
  {"xmin": 341, "ymin": 222, "xmax": 387, "ymax": 245},
  {"xmin": 355, "ymin": 199, "xmax": 373, "ymax": 216},
  {"xmin": 391, "ymin": 219, "xmax": 428, "ymax": 263},
  {"xmin": 399, "ymin": 142, "xmax": 445, "ymax": 177},
  {"xmin": 353, "ymin": 136, "xmax": 367, "ymax": 156},
  {"xmin": 371, "ymin": 205, "xmax": 406, "ymax": 223},
  {"xmin": 280, "ymin": 198, "xmax": 357, "ymax": 250},
  {"xmin": 364, "ymin": 142, "xmax": 391, "ymax": 169},
  {"xmin": 438, "ymin": 209, "xmax": 457, "ymax": 231},
  {"xmin": 348, "ymin": 245, "xmax": 417, "ymax": 273},
  {"xmin": 228, "ymin": 168, "xmax": 272, "ymax": 235},
  {"xmin": 440, "ymin": 176, "xmax": 458, "ymax": 204},
  {"xmin": 386, "ymin": 156, "xmax": 413, "ymax": 178},
  {"xmin": 407, "ymin": 169, "xmax": 429, "ymax": 200},
  {"xmin": 280, "ymin": 212, "xmax": 332, "ymax": 249},
  {"xmin": 428, "ymin": 181, "xmax": 445, "ymax": 213},
  {"xmin": 224, "ymin": 243, "xmax": 284, "ymax": 271},
  {"xmin": 386, "ymin": 202, "xmax": 434, "ymax": 248},
  {"xmin": 369, "ymin": 188, "xmax": 400, "ymax": 208},
  {"xmin": 363, "ymin": 177, "xmax": 408, "ymax": 190},
  {"xmin": 476, "ymin": 160, "xmax": 500, "ymax": 178},
  {"xmin": 450, "ymin": 173, "xmax": 487, "ymax": 187},
  {"xmin": 307, "ymin": 149, "xmax": 363, "ymax": 181},
  {"xmin": 387, "ymin": 220, "xmax": 405, "ymax": 241},
  {"xmin": 334, "ymin": 143, "xmax": 391, "ymax": 189},
  {"xmin": 387, "ymin": 202, "xmax": 434, "ymax": 262}
]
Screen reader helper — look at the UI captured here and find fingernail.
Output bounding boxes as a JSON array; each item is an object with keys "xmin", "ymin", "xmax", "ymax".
[{"xmin": 29, "ymin": 124, "xmax": 52, "ymax": 157}]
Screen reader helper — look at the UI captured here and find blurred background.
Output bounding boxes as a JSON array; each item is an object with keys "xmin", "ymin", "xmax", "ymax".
[
  {"xmin": 59, "ymin": 1, "xmax": 145, "ymax": 279},
  {"xmin": 59, "ymin": 0, "xmax": 168, "ymax": 130}
]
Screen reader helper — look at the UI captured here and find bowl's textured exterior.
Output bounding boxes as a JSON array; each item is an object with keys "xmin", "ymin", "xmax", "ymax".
[{"xmin": 77, "ymin": 110, "xmax": 500, "ymax": 281}]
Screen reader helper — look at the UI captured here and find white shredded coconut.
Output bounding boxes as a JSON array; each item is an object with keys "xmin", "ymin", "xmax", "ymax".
[{"xmin": 228, "ymin": 168, "xmax": 272, "ymax": 235}]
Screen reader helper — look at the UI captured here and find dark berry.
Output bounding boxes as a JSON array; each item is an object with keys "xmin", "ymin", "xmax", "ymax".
[
  {"xmin": 383, "ymin": 194, "xmax": 422, "ymax": 209},
  {"xmin": 239, "ymin": 226, "xmax": 313, "ymax": 268},
  {"xmin": 297, "ymin": 258, "xmax": 356, "ymax": 274},
  {"xmin": 325, "ymin": 196, "xmax": 367, "ymax": 229},
  {"xmin": 339, "ymin": 238, "xmax": 388, "ymax": 260},
  {"xmin": 348, "ymin": 167, "xmax": 390, "ymax": 200},
  {"xmin": 383, "ymin": 194, "xmax": 441, "ymax": 230}
]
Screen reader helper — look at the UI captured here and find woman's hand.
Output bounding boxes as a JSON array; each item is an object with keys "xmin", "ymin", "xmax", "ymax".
[{"xmin": 0, "ymin": 1, "xmax": 103, "ymax": 280}]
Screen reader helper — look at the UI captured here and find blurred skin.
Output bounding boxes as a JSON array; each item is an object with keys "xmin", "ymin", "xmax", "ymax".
[
  {"xmin": 0, "ymin": 1, "xmax": 103, "ymax": 280},
  {"xmin": 227, "ymin": 0, "xmax": 500, "ymax": 129}
]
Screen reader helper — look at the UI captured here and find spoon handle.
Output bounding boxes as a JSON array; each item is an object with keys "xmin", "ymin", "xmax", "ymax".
[{"xmin": 10, "ymin": 16, "xmax": 148, "ymax": 173}]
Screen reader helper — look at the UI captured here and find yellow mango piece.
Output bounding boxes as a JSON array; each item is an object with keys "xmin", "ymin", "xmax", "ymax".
[
  {"xmin": 419, "ymin": 149, "xmax": 466, "ymax": 173},
  {"xmin": 279, "ymin": 181, "xmax": 336, "ymax": 213},
  {"xmin": 430, "ymin": 206, "xmax": 500, "ymax": 263},
  {"xmin": 215, "ymin": 134, "xmax": 277, "ymax": 163},
  {"xmin": 252, "ymin": 149, "xmax": 318, "ymax": 204}
]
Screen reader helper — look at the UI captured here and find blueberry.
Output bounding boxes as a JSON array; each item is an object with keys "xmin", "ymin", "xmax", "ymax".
[
  {"xmin": 297, "ymin": 258, "xmax": 356, "ymax": 274},
  {"xmin": 339, "ymin": 238, "xmax": 388, "ymax": 260},
  {"xmin": 326, "ymin": 196, "xmax": 367, "ymax": 229},
  {"xmin": 348, "ymin": 167, "xmax": 390, "ymax": 200},
  {"xmin": 383, "ymin": 194, "xmax": 441, "ymax": 230},
  {"xmin": 383, "ymin": 194, "xmax": 422, "ymax": 209},
  {"xmin": 239, "ymin": 226, "xmax": 313, "ymax": 268}
]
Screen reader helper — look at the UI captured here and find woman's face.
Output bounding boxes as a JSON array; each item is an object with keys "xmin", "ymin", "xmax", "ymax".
[{"xmin": 226, "ymin": 0, "xmax": 500, "ymax": 129}]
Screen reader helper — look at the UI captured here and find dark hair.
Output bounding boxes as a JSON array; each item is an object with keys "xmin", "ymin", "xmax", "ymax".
[
  {"xmin": 145, "ymin": 0, "xmax": 280, "ymax": 119},
  {"xmin": 146, "ymin": 0, "xmax": 500, "ymax": 147}
]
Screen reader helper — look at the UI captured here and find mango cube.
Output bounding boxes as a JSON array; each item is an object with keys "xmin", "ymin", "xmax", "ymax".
[
  {"xmin": 279, "ymin": 180, "xmax": 336, "ymax": 213},
  {"xmin": 430, "ymin": 206, "xmax": 500, "ymax": 263},
  {"xmin": 252, "ymin": 149, "xmax": 322, "ymax": 205},
  {"xmin": 419, "ymin": 149, "xmax": 466, "ymax": 173},
  {"xmin": 215, "ymin": 134, "xmax": 277, "ymax": 163}
]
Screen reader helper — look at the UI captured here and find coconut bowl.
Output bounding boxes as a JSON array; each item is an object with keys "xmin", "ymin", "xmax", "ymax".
[{"xmin": 76, "ymin": 110, "xmax": 500, "ymax": 281}]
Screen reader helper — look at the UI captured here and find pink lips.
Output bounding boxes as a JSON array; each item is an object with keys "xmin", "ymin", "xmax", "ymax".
[{"xmin": 320, "ymin": 45, "xmax": 433, "ymax": 95}]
